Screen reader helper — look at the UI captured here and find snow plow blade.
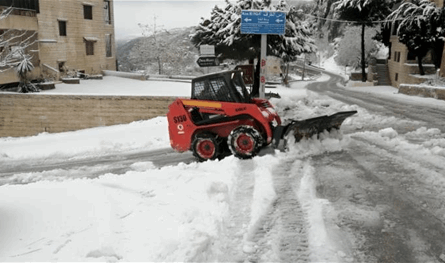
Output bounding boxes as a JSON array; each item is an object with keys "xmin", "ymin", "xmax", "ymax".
[{"xmin": 273, "ymin": 110, "xmax": 357, "ymax": 148}]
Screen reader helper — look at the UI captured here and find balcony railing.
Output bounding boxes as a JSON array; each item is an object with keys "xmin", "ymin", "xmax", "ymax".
[{"xmin": 0, "ymin": 0, "xmax": 39, "ymax": 13}]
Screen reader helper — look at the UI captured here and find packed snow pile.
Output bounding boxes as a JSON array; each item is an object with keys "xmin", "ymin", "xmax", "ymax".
[{"xmin": 0, "ymin": 117, "xmax": 169, "ymax": 160}]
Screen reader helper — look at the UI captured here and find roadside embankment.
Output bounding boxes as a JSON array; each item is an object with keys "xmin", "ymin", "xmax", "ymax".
[{"xmin": 398, "ymin": 84, "xmax": 445, "ymax": 101}]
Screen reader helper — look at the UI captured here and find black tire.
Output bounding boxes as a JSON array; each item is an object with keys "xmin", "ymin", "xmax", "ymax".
[
  {"xmin": 192, "ymin": 133, "xmax": 219, "ymax": 161},
  {"xmin": 228, "ymin": 126, "xmax": 263, "ymax": 159}
]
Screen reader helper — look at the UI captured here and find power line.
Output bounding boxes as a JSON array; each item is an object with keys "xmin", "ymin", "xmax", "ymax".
[{"xmin": 303, "ymin": 13, "xmax": 402, "ymax": 24}]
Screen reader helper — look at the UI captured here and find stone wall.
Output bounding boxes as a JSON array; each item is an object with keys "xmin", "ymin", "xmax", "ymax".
[
  {"xmin": 398, "ymin": 84, "xmax": 445, "ymax": 101},
  {"xmin": 0, "ymin": 94, "xmax": 177, "ymax": 137},
  {"xmin": 102, "ymin": 70, "xmax": 146, "ymax": 80}
]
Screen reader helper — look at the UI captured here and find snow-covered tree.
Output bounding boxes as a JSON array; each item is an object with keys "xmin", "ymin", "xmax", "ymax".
[
  {"xmin": 312, "ymin": 0, "xmax": 345, "ymax": 41},
  {"xmin": 0, "ymin": 5, "xmax": 13, "ymax": 19},
  {"xmin": 387, "ymin": 0, "xmax": 444, "ymax": 75},
  {"xmin": 1, "ymin": 6, "xmax": 39, "ymax": 92},
  {"xmin": 335, "ymin": 26, "xmax": 379, "ymax": 69},
  {"xmin": 333, "ymin": 0, "xmax": 394, "ymax": 82},
  {"xmin": 191, "ymin": 0, "xmax": 316, "ymax": 96},
  {"xmin": 138, "ymin": 16, "xmax": 167, "ymax": 75},
  {"xmin": 15, "ymin": 49, "xmax": 38, "ymax": 93}
]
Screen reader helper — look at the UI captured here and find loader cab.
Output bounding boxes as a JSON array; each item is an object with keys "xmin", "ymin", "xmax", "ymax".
[{"xmin": 191, "ymin": 70, "xmax": 251, "ymax": 103}]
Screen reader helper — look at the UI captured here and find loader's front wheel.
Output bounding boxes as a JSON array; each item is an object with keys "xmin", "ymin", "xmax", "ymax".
[
  {"xmin": 192, "ymin": 133, "xmax": 219, "ymax": 161},
  {"xmin": 228, "ymin": 126, "xmax": 262, "ymax": 159}
]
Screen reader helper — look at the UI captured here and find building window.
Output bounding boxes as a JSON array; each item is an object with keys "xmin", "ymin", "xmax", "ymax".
[
  {"xmin": 106, "ymin": 34, "xmax": 112, "ymax": 57},
  {"xmin": 84, "ymin": 5, "xmax": 93, "ymax": 20},
  {"xmin": 388, "ymin": 42, "xmax": 392, "ymax": 60},
  {"xmin": 85, "ymin": 41, "xmax": 94, "ymax": 55},
  {"xmin": 58, "ymin": 20, "xmax": 67, "ymax": 36},
  {"xmin": 395, "ymin": 73, "xmax": 398, "ymax": 81},
  {"xmin": 394, "ymin": 51, "xmax": 401, "ymax": 63},
  {"xmin": 104, "ymin": 0, "xmax": 111, "ymax": 24}
]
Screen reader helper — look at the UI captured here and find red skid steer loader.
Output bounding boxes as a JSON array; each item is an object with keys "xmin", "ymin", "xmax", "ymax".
[{"xmin": 167, "ymin": 70, "xmax": 356, "ymax": 161}]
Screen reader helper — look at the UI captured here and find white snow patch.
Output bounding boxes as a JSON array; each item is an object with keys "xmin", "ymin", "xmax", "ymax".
[
  {"xmin": 379, "ymin": 128, "xmax": 399, "ymax": 139},
  {"xmin": 0, "ymin": 158, "xmax": 235, "ymax": 261},
  {"xmin": 297, "ymin": 161, "xmax": 341, "ymax": 262},
  {"xmin": 0, "ymin": 117, "xmax": 169, "ymax": 160}
]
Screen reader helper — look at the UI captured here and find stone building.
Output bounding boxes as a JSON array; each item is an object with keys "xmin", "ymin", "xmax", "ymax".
[
  {"xmin": 0, "ymin": 0, "xmax": 116, "ymax": 86},
  {"xmin": 388, "ymin": 0, "xmax": 444, "ymax": 88}
]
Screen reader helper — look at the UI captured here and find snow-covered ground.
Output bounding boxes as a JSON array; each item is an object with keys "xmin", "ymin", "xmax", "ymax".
[
  {"xmin": 1, "ymin": 68, "xmax": 445, "ymax": 261},
  {"xmin": 41, "ymin": 76, "xmax": 192, "ymax": 97}
]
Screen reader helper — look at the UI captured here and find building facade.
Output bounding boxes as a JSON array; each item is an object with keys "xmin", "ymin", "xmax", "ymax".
[
  {"xmin": 0, "ymin": 0, "xmax": 116, "ymax": 85},
  {"xmin": 388, "ymin": 0, "xmax": 445, "ymax": 88}
]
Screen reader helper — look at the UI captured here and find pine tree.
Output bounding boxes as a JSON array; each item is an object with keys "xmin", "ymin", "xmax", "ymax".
[
  {"xmin": 191, "ymin": 0, "xmax": 316, "ymax": 96},
  {"xmin": 334, "ymin": 0, "xmax": 394, "ymax": 82}
]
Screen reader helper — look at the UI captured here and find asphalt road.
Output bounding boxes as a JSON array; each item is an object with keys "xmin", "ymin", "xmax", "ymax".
[{"xmin": 307, "ymin": 71, "xmax": 445, "ymax": 133}]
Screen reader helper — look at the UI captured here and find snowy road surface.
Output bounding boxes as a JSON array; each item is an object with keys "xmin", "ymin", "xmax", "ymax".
[{"xmin": 1, "ymin": 74, "xmax": 445, "ymax": 262}]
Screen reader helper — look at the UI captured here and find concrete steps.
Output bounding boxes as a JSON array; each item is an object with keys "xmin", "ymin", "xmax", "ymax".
[{"xmin": 375, "ymin": 62, "xmax": 391, "ymax": 86}]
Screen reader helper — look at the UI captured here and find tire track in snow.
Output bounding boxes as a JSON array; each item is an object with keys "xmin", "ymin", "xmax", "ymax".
[
  {"xmin": 239, "ymin": 158, "xmax": 312, "ymax": 263},
  {"xmin": 0, "ymin": 148, "xmax": 195, "ymax": 185},
  {"xmin": 214, "ymin": 159, "xmax": 256, "ymax": 262},
  {"xmin": 350, "ymin": 135, "xmax": 445, "ymax": 218},
  {"xmin": 270, "ymin": 158, "xmax": 311, "ymax": 263},
  {"xmin": 213, "ymin": 156, "xmax": 312, "ymax": 263},
  {"xmin": 313, "ymin": 137, "xmax": 445, "ymax": 262}
]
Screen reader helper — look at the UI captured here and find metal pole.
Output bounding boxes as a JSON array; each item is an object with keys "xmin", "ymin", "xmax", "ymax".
[
  {"xmin": 259, "ymin": 34, "xmax": 267, "ymax": 99},
  {"xmin": 302, "ymin": 54, "xmax": 306, "ymax": 80}
]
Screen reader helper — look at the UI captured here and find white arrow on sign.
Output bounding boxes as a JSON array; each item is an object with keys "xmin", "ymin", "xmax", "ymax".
[
  {"xmin": 276, "ymin": 19, "xmax": 284, "ymax": 23},
  {"xmin": 244, "ymin": 18, "xmax": 252, "ymax": 22}
]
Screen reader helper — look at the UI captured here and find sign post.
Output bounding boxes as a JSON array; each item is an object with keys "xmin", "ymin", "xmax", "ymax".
[
  {"xmin": 241, "ymin": 10, "xmax": 286, "ymax": 99},
  {"xmin": 196, "ymin": 57, "xmax": 219, "ymax": 67},
  {"xmin": 260, "ymin": 34, "xmax": 267, "ymax": 98},
  {"xmin": 199, "ymin": 45, "xmax": 215, "ymax": 56},
  {"xmin": 197, "ymin": 45, "xmax": 218, "ymax": 68}
]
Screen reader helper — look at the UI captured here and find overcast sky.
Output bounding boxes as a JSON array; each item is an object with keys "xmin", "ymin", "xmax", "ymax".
[{"xmin": 113, "ymin": 0, "xmax": 225, "ymax": 40}]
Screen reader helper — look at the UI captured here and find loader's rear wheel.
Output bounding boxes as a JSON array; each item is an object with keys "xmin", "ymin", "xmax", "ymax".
[
  {"xmin": 228, "ymin": 126, "xmax": 263, "ymax": 159},
  {"xmin": 192, "ymin": 133, "xmax": 219, "ymax": 161}
]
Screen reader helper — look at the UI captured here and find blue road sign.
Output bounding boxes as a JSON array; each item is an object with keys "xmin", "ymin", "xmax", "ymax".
[{"xmin": 241, "ymin": 10, "xmax": 286, "ymax": 35}]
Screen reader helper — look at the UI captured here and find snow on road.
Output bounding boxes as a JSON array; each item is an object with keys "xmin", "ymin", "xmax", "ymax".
[{"xmin": 1, "ymin": 74, "xmax": 445, "ymax": 261}]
